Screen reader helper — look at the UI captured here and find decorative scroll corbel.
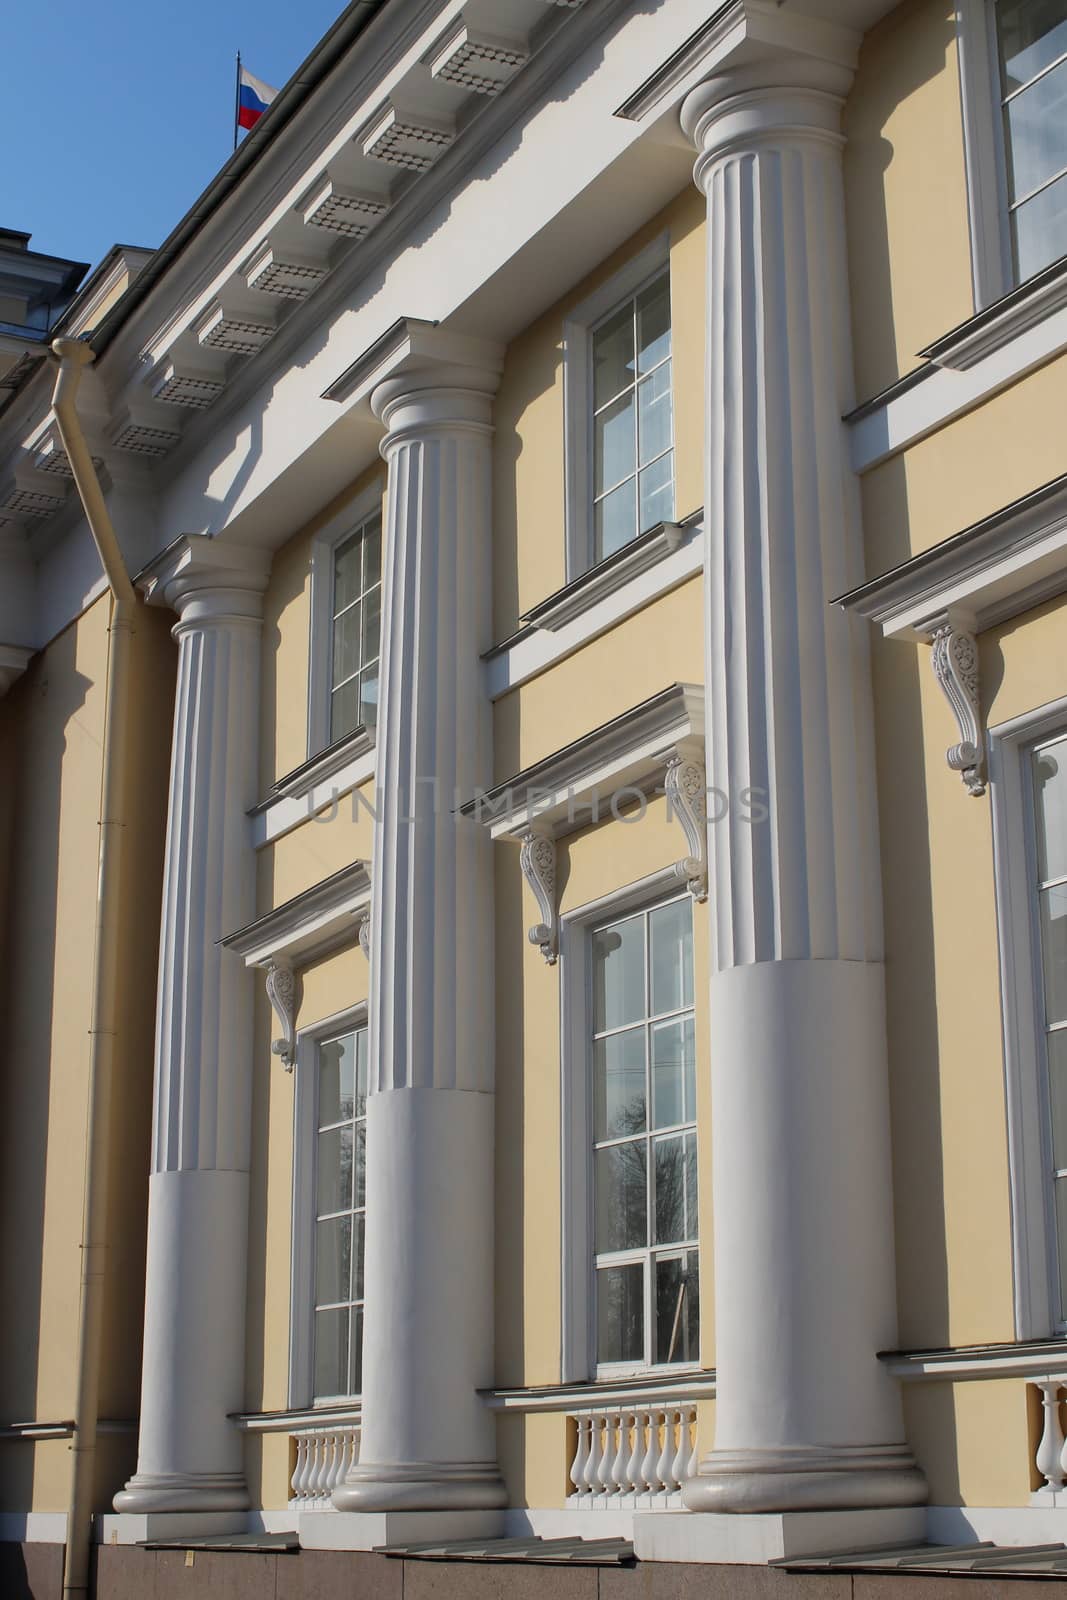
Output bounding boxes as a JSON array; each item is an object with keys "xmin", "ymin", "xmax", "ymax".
[
  {"xmin": 264, "ymin": 958, "xmax": 297, "ymax": 1071},
  {"xmin": 929, "ymin": 616, "xmax": 986, "ymax": 797},
  {"xmin": 519, "ymin": 827, "xmax": 558, "ymax": 965},
  {"xmin": 665, "ymin": 746, "xmax": 708, "ymax": 901},
  {"xmin": 357, "ymin": 912, "xmax": 371, "ymax": 960}
]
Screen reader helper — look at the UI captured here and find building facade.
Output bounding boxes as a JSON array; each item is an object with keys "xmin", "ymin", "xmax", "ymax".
[{"xmin": 1, "ymin": 0, "xmax": 1066, "ymax": 1591}]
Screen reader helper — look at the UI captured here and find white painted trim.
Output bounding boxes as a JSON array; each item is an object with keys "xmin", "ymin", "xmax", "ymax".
[
  {"xmin": 487, "ymin": 533, "xmax": 703, "ymax": 699},
  {"xmin": 307, "ymin": 483, "xmax": 384, "ymax": 760},
  {"xmin": 0, "ymin": 1512, "xmax": 67, "ymax": 1543},
  {"xmin": 926, "ymin": 1503, "xmax": 1067, "ymax": 1547},
  {"xmin": 989, "ymin": 694, "xmax": 1067, "ymax": 1341},
  {"xmin": 559, "ymin": 866, "xmax": 699, "ymax": 1384},
  {"xmin": 484, "ymin": 1373, "xmax": 716, "ymax": 1411},
  {"xmin": 956, "ymin": 0, "xmax": 1012, "ymax": 310},
  {"xmin": 501, "ymin": 1506, "xmax": 639, "ymax": 1539},
  {"xmin": 562, "ymin": 233, "xmax": 672, "ymax": 581},
  {"xmin": 848, "ymin": 297, "xmax": 1067, "ymax": 473},
  {"xmin": 234, "ymin": 1403, "xmax": 362, "ymax": 1432},
  {"xmin": 289, "ymin": 1004, "xmax": 368, "ymax": 1411},
  {"xmin": 223, "ymin": 862, "xmax": 371, "ymax": 968},
  {"xmin": 251, "ymin": 748, "xmax": 377, "ymax": 848},
  {"xmin": 521, "ymin": 517, "xmax": 696, "ymax": 634},
  {"xmin": 883, "ymin": 1343, "xmax": 1067, "ymax": 1379}
]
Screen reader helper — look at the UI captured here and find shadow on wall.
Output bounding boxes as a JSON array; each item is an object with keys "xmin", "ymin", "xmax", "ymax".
[
  {"xmin": 843, "ymin": 0, "xmax": 961, "ymax": 404},
  {"xmin": 0, "ymin": 628, "xmax": 90, "ymax": 1515}
]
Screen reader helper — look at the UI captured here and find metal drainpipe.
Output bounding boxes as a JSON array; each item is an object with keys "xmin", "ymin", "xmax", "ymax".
[{"xmin": 50, "ymin": 337, "xmax": 138, "ymax": 1598}]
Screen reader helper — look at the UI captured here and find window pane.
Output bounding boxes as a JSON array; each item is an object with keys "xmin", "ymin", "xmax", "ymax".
[
  {"xmin": 316, "ymin": 1125, "xmax": 354, "ymax": 1216},
  {"xmin": 685, "ymin": 1129, "xmax": 699, "ymax": 1240},
  {"xmin": 1035, "ymin": 738, "xmax": 1067, "ymax": 882},
  {"xmin": 639, "ymin": 453, "xmax": 675, "ymax": 534},
  {"xmin": 654, "ymin": 1135, "xmax": 686, "ymax": 1244},
  {"xmin": 636, "ymin": 274, "xmax": 671, "ymax": 373},
  {"xmin": 651, "ymin": 1016, "xmax": 696, "ymax": 1131},
  {"xmin": 1040, "ymin": 884, "xmax": 1067, "ymax": 1025},
  {"xmin": 331, "ymin": 677, "xmax": 362, "ymax": 744},
  {"xmin": 359, "ymin": 663, "xmax": 380, "ymax": 731},
  {"xmin": 314, "ymin": 1214, "xmax": 352, "ymax": 1307},
  {"xmin": 348, "ymin": 1306, "xmax": 364, "ymax": 1396},
  {"xmin": 314, "ymin": 1306, "xmax": 349, "ymax": 1398},
  {"xmin": 353, "ymin": 1214, "xmax": 365, "ymax": 1301},
  {"xmin": 594, "ymin": 1027, "xmax": 646, "ymax": 1141},
  {"xmin": 362, "ymin": 516, "xmax": 382, "ymax": 588},
  {"xmin": 593, "ymin": 303, "xmax": 635, "ymax": 408},
  {"xmin": 362, "ymin": 584, "xmax": 382, "ymax": 668},
  {"xmin": 355, "ymin": 1121, "xmax": 366, "ymax": 1210},
  {"xmin": 997, "ymin": 0, "xmax": 1067, "ymax": 93},
  {"xmin": 1056, "ymin": 1178, "xmax": 1067, "ymax": 1322},
  {"xmin": 650, "ymin": 899, "xmax": 694, "ymax": 1015},
  {"xmin": 596, "ymin": 1263, "xmax": 644, "ymax": 1364},
  {"xmin": 355, "ymin": 1029, "xmax": 369, "ymax": 1118},
  {"xmin": 655, "ymin": 1253, "xmax": 699, "ymax": 1365},
  {"xmin": 1014, "ymin": 169, "xmax": 1067, "ymax": 278},
  {"xmin": 594, "ymin": 391, "xmax": 636, "ymax": 496},
  {"xmin": 1004, "ymin": 60, "xmax": 1067, "ymax": 199},
  {"xmin": 595, "ymin": 1141, "xmax": 647, "ymax": 1253},
  {"xmin": 594, "ymin": 477, "xmax": 637, "ymax": 561},
  {"xmin": 593, "ymin": 915, "xmax": 646, "ymax": 1031},
  {"xmin": 637, "ymin": 363, "xmax": 673, "ymax": 467},
  {"xmin": 333, "ymin": 533, "xmax": 364, "ymax": 613},
  {"xmin": 318, "ymin": 1035, "xmax": 355, "ymax": 1127},
  {"xmin": 332, "ymin": 605, "xmax": 362, "ymax": 688}
]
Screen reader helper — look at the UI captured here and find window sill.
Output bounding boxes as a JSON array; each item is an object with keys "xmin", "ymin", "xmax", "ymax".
[
  {"xmin": 482, "ymin": 1370, "xmax": 715, "ymax": 1413},
  {"xmin": 252, "ymin": 724, "xmax": 375, "ymax": 813},
  {"xmin": 520, "ymin": 515, "xmax": 698, "ymax": 634},
  {"xmin": 231, "ymin": 1402, "xmax": 362, "ymax": 1432},
  {"xmin": 920, "ymin": 253, "xmax": 1067, "ymax": 372}
]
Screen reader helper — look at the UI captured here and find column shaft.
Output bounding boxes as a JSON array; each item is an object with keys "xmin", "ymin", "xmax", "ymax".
[
  {"xmin": 116, "ymin": 548, "xmax": 268, "ymax": 1514},
  {"xmin": 335, "ymin": 374, "xmax": 504, "ymax": 1513},
  {"xmin": 682, "ymin": 71, "xmax": 924, "ymax": 1513}
]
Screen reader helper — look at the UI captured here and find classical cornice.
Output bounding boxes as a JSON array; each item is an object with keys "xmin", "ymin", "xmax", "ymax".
[
  {"xmin": 836, "ymin": 472, "xmax": 1067, "ymax": 639},
  {"xmin": 461, "ymin": 682, "xmax": 705, "ymax": 841},
  {"xmin": 135, "ymin": 532, "xmax": 272, "ymax": 614},
  {"xmin": 222, "ymin": 860, "xmax": 372, "ymax": 968},
  {"xmin": 321, "ymin": 318, "xmax": 503, "ymax": 405}
]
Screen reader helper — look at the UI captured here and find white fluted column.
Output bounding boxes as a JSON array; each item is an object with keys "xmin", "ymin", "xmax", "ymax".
[
  {"xmin": 680, "ymin": 54, "xmax": 925, "ymax": 1514},
  {"xmin": 115, "ymin": 537, "xmax": 270, "ymax": 1514},
  {"xmin": 333, "ymin": 360, "xmax": 504, "ymax": 1514}
]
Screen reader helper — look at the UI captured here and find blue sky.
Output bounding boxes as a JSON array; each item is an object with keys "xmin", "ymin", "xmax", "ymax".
[{"xmin": 5, "ymin": 1, "xmax": 350, "ymax": 275}]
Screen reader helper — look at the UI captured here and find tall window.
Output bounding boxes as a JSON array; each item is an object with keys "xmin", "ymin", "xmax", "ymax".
[
  {"xmin": 329, "ymin": 513, "xmax": 381, "ymax": 744},
  {"xmin": 591, "ymin": 268, "xmax": 674, "ymax": 563},
  {"xmin": 591, "ymin": 895, "xmax": 698, "ymax": 1370},
  {"xmin": 995, "ymin": 0, "xmax": 1067, "ymax": 280},
  {"xmin": 312, "ymin": 1027, "xmax": 367, "ymax": 1399},
  {"xmin": 1032, "ymin": 733, "xmax": 1067, "ymax": 1319}
]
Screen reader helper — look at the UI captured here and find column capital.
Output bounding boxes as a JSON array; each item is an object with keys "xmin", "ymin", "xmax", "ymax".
[
  {"xmin": 137, "ymin": 533, "xmax": 271, "ymax": 626},
  {"xmin": 678, "ymin": 3, "xmax": 858, "ymax": 174}
]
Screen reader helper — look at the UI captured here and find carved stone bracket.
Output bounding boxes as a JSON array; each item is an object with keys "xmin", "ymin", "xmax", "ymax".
[
  {"xmin": 264, "ymin": 958, "xmax": 298, "ymax": 1070},
  {"xmin": 520, "ymin": 827, "xmax": 558, "ymax": 965},
  {"xmin": 665, "ymin": 745, "xmax": 708, "ymax": 900},
  {"xmin": 929, "ymin": 616, "xmax": 986, "ymax": 797},
  {"xmin": 357, "ymin": 912, "xmax": 371, "ymax": 960}
]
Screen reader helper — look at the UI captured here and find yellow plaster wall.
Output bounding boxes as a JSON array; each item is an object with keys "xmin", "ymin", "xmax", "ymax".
[
  {"xmin": 903, "ymin": 1380, "xmax": 1034, "ymax": 1506},
  {"xmin": 492, "ymin": 186, "xmax": 706, "ymax": 641},
  {"xmin": 0, "ymin": 598, "xmax": 175, "ymax": 1513},
  {"xmin": 844, "ymin": 0, "xmax": 973, "ymax": 402},
  {"xmin": 861, "ymin": 351, "xmax": 1067, "ymax": 573}
]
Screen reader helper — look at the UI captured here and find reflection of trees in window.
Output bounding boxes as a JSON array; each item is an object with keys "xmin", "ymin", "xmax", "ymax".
[{"xmin": 312, "ymin": 1028, "xmax": 368, "ymax": 1399}]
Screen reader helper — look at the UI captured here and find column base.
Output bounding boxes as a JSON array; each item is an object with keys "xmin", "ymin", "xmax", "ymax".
[
  {"xmin": 332, "ymin": 1460, "xmax": 507, "ymax": 1513},
  {"xmin": 112, "ymin": 1473, "xmax": 250, "ymax": 1515},
  {"xmin": 633, "ymin": 1506, "xmax": 926, "ymax": 1565},
  {"xmin": 683, "ymin": 1445, "xmax": 927, "ymax": 1513},
  {"xmin": 299, "ymin": 1509, "xmax": 505, "ymax": 1551},
  {"xmin": 96, "ymin": 1511, "xmax": 248, "ymax": 1545}
]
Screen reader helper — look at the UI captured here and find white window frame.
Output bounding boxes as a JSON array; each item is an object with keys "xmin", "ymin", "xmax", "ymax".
[
  {"xmin": 561, "ymin": 233, "xmax": 672, "ymax": 582},
  {"xmin": 559, "ymin": 866, "xmax": 701, "ymax": 1383},
  {"xmin": 289, "ymin": 1002, "xmax": 368, "ymax": 1410},
  {"xmin": 306, "ymin": 484, "xmax": 383, "ymax": 759},
  {"xmin": 990, "ymin": 693, "xmax": 1067, "ymax": 1340}
]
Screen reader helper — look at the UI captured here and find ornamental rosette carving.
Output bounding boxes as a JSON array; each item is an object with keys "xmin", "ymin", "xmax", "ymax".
[{"xmin": 519, "ymin": 828, "xmax": 558, "ymax": 965}]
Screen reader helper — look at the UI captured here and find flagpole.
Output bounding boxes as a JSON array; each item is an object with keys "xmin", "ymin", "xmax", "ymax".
[{"xmin": 233, "ymin": 50, "xmax": 241, "ymax": 152}]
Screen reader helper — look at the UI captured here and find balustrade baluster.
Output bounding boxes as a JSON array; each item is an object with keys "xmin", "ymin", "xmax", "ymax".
[
  {"xmin": 1037, "ymin": 1382, "xmax": 1067, "ymax": 1491},
  {"xmin": 570, "ymin": 1415, "xmax": 591, "ymax": 1494}
]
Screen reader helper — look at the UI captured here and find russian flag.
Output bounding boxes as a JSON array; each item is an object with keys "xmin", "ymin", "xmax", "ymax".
[{"xmin": 238, "ymin": 65, "xmax": 278, "ymax": 132}]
